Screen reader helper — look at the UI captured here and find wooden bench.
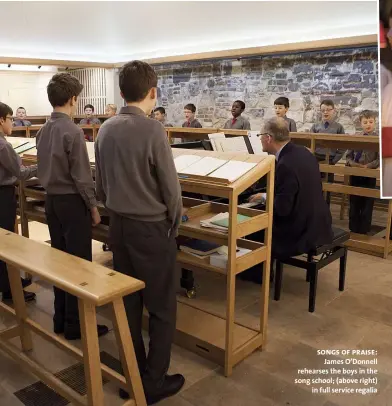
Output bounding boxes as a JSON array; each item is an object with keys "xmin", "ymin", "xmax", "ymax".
[{"xmin": 0, "ymin": 227, "xmax": 146, "ymax": 406}]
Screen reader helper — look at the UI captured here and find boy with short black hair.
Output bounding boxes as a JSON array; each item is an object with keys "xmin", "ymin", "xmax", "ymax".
[
  {"xmin": 223, "ymin": 100, "xmax": 251, "ymax": 130},
  {"xmin": 346, "ymin": 110, "xmax": 379, "ymax": 234},
  {"xmin": 182, "ymin": 103, "xmax": 202, "ymax": 128},
  {"xmin": 310, "ymin": 99, "xmax": 345, "ymax": 205},
  {"xmin": 95, "ymin": 61, "xmax": 184, "ymax": 404},
  {"xmin": 36, "ymin": 73, "xmax": 107, "ymax": 340},
  {"xmin": 0, "ymin": 102, "xmax": 37, "ymax": 302},
  {"xmin": 13, "ymin": 107, "xmax": 31, "ymax": 127},
  {"xmin": 154, "ymin": 106, "xmax": 173, "ymax": 127},
  {"xmin": 274, "ymin": 97, "xmax": 297, "ymax": 132},
  {"xmin": 80, "ymin": 104, "xmax": 101, "ymax": 125}
]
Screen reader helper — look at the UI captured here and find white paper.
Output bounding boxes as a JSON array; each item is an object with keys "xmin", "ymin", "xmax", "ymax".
[
  {"xmin": 215, "ymin": 137, "xmax": 249, "ymax": 153},
  {"xmin": 209, "ymin": 160, "xmax": 257, "ymax": 182},
  {"xmin": 6, "ymin": 136, "xmax": 35, "ymax": 149},
  {"xmin": 247, "ymin": 131, "xmax": 267, "ymax": 155},
  {"xmin": 208, "ymin": 132, "xmax": 226, "ymax": 151},
  {"xmin": 14, "ymin": 142, "xmax": 36, "ymax": 154},
  {"xmin": 182, "ymin": 157, "xmax": 228, "ymax": 176},
  {"xmin": 85, "ymin": 142, "xmax": 95, "ymax": 163},
  {"xmin": 210, "ymin": 247, "xmax": 252, "ymax": 269},
  {"xmin": 174, "ymin": 155, "xmax": 204, "ymax": 172}
]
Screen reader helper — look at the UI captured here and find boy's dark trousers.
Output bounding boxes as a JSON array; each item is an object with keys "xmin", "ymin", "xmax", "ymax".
[
  {"xmin": 0, "ymin": 186, "xmax": 17, "ymax": 293},
  {"xmin": 349, "ymin": 176, "xmax": 376, "ymax": 234},
  {"xmin": 109, "ymin": 213, "xmax": 177, "ymax": 390},
  {"xmin": 45, "ymin": 194, "xmax": 92, "ymax": 331}
]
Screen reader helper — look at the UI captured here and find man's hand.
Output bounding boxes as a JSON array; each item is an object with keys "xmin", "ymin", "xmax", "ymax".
[
  {"xmin": 91, "ymin": 207, "xmax": 101, "ymax": 227},
  {"xmin": 249, "ymin": 193, "xmax": 267, "ymax": 203}
]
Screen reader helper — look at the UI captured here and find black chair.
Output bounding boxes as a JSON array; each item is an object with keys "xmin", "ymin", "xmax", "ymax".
[{"xmin": 273, "ymin": 227, "xmax": 349, "ymax": 313}]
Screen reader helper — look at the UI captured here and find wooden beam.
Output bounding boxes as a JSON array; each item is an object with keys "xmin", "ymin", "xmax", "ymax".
[
  {"xmin": 0, "ymin": 56, "xmax": 115, "ymax": 69},
  {"xmin": 115, "ymin": 34, "xmax": 377, "ymax": 66}
]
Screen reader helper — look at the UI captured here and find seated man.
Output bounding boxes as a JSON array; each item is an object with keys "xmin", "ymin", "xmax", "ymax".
[{"xmin": 243, "ymin": 117, "xmax": 333, "ymax": 282}]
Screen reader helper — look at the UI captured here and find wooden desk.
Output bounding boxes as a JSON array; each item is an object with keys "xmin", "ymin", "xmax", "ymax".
[
  {"xmin": 27, "ymin": 125, "xmax": 42, "ymax": 138},
  {"xmin": 0, "ymin": 228, "xmax": 146, "ymax": 406},
  {"xmin": 11, "ymin": 126, "xmax": 29, "ymax": 138},
  {"xmin": 19, "ymin": 150, "xmax": 275, "ymax": 377}
]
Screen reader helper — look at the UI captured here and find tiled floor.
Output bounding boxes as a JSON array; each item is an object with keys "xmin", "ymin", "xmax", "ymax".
[{"xmin": 1, "ymin": 212, "xmax": 392, "ymax": 405}]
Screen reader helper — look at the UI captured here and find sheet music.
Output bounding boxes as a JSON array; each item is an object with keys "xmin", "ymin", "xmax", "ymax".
[
  {"xmin": 208, "ymin": 133, "xmax": 226, "ymax": 151},
  {"xmin": 247, "ymin": 131, "xmax": 267, "ymax": 155},
  {"xmin": 14, "ymin": 142, "xmax": 36, "ymax": 154},
  {"xmin": 209, "ymin": 160, "xmax": 257, "ymax": 182},
  {"xmin": 174, "ymin": 155, "xmax": 204, "ymax": 172},
  {"xmin": 215, "ymin": 137, "xmax": 249, "ymax": 153},
  {"xmin": 6, "ymin": 136, "xmax": 34, "ymax": 149},
  {"xmin": 85, "ymin": 142, "xmax": 95, "ymax": 163},
  {"xmin": 182, "ymin": 156, "xmax": 228, "ymax": 176}
]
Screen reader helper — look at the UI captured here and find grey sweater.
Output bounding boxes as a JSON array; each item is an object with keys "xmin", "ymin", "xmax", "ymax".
[{"xmin": 95, "ymin": 106, "xmax": 182, "ymax": 234}]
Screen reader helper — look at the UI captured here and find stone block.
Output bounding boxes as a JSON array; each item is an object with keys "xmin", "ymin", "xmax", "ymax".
[
  {"xmin": 353, "ymin": 60, "xmax": 374, "ymax": 74},
  {"xmin": 288, "ymin": 98, "xmax": 305, "ymax": 111},
  {"xmin": 360, "ymin": 98, "xmax": 378, "ymax": 111},
  {"xmin": 293, "ymin": 63, "xmax": 313, "ymax": 74}
]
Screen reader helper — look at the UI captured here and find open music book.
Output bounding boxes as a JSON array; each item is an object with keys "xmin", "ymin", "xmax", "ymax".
[
  {"xmin": 207, "ymin": 133, "xmax": 226, "ymax": 151},
  {"xmin": 209, "ymin": 160, "xmax": 257, "ymax": 182},
  {"xmin": 174, "ymin": 155, "xmax": 204, "ymax": 172},
  {"xmin": 181, "ymin": 156, "xmax": 228, "ymax": 176}
]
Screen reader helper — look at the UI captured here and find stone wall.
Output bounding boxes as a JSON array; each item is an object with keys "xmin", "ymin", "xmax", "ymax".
[{"xmin": 155, "ymin": 47, "xmax": 378, "ymax": 134}]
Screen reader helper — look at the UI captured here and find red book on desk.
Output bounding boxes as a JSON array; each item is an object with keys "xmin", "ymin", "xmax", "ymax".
[{"xmin": 382, "ymin": 127, "xmax": 392, "ymax": 158}]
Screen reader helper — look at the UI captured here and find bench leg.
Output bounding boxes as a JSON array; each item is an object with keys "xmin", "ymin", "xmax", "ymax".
[
  {"xmin": 274, "ymin": 260, "xmax": 283, "ymax": 301},
  {"xmin": 339, "ymin": 248, "xmax": 347, "ymax": 292},
  {"xmin": 111, "ymin": 298, "xmax": 147, "ymax": 406},
  {"xmin": 308, "ymin": 267, "xmax": 318, "ymax": 313},
  {"xmin": 78, "ymin": 300, "xmax": 105, "ymax": 406},
  {"xmin": 8, "ymin": 265, "xmax": 32, "ymax": 352}
]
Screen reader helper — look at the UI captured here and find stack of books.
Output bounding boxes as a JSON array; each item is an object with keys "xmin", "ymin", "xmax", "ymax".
[
  {"xmin": 200, "ymin": 212, "xmax": 250, "ymax": 233},
  {"xmin": 179, "ymin": 238, "xmax": 222, "ymax": 259}
]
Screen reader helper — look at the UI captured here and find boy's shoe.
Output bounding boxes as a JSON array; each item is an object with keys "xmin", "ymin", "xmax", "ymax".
[{"xmin": 119, "ymin": 374, "xmax": 185, "ymax": 405}]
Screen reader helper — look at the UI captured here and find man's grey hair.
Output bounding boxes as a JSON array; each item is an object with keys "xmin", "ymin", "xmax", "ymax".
[{"xmin": 263, "ymin": 117, "xmax": 290, "ymax": 142}]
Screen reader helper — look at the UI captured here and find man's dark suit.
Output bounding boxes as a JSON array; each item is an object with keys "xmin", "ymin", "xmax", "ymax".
[{"xmin": 272, "ymin": 142, "xmax": 333, "ymax": 259}]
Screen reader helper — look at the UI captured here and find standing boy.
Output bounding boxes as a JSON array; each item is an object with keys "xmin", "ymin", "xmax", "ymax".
[
  {"xmin": 0, "ymin": 102, "xmax": 37, "ymax": 302},
  {"xmin": 13, "ymin": 107, "xmax": 32, "ymax": 127},
  {"xmin": 79, "ymin": 104, "xmax": 101, "ymax": 125},
  {"xmin": 274, "ymin": 97, "xmax": 297, "ymax": 132},
  {"xmin": 346, "ymin": 110, "xmax": 379, "ymax": 234},
  {"xmin": 36, "ymin": 73, "xmax": 108, "ymax": 340},
  {"xmin": 223, "ymin": 100, "xmax": 251, "ymax": 130},
  {"xmin": 95, "ymin": 61, "xmax": 184, "ymax": 404},
  {"xmin": 182, "ymin": 103, "xmax": 202, "ymax": 128},
  {"xmin": 154, "ymin": 107, "xmax": 173, "ymax": 127},
  {"xmin": 310, "ymin": 99, "xmax": 345, "ymax": 204}
]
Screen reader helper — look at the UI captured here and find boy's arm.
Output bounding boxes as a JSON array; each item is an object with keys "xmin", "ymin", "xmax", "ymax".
[
  {"xmin": 94, "ymin": 141, "xmax": 107, "ymax": 206},
  {"xmin": 0, "ymin": 143, "xmax": 37, "ymax": 180},
  {"xmin": 244, "ymin": 120, "xmax": 251, "ymax": 130},
  {"xmin": 67, "ymin": 128, "xmax": 97, "ymax": 209},
  {"xmin": 291, "ymin": 120, "xmax": 297, "ymax": 132},
  {"xmin": 195, "ymin": 121, "xmax": 203, "ymax": 128},
  {"xmin": 345, "ymin": 149, "xmax": 355, "ymax": 166},
  {"xmin": 154, "ymin": 130, "xmax": 183, "ymax": 235},
  {"xmin": 367, "ymin": 152, "xmax": 380, "ymax": 169},
  {"xmin": 310, "ymin": 123, "xmax": 317, "ymax": 133},
  {"xmin": 332, "ymin": 125, "xmax": 346, "ymax": 164}
]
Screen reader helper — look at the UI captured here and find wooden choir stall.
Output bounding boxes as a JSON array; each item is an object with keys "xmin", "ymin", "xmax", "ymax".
[{"xmin": 17, "ymin": 142, "xmax": 275, "ymax": 377}]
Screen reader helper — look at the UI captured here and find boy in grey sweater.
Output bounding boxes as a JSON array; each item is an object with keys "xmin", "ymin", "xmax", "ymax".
[{"xmin": 95, "ymin": 60, "xmax": 184, "ymax": 405}]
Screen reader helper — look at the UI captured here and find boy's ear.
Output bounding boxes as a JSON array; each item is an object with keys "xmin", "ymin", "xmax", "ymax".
[{"xmin": 149, "ymin": 88, "xmax": 157, "ymax": 99}]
